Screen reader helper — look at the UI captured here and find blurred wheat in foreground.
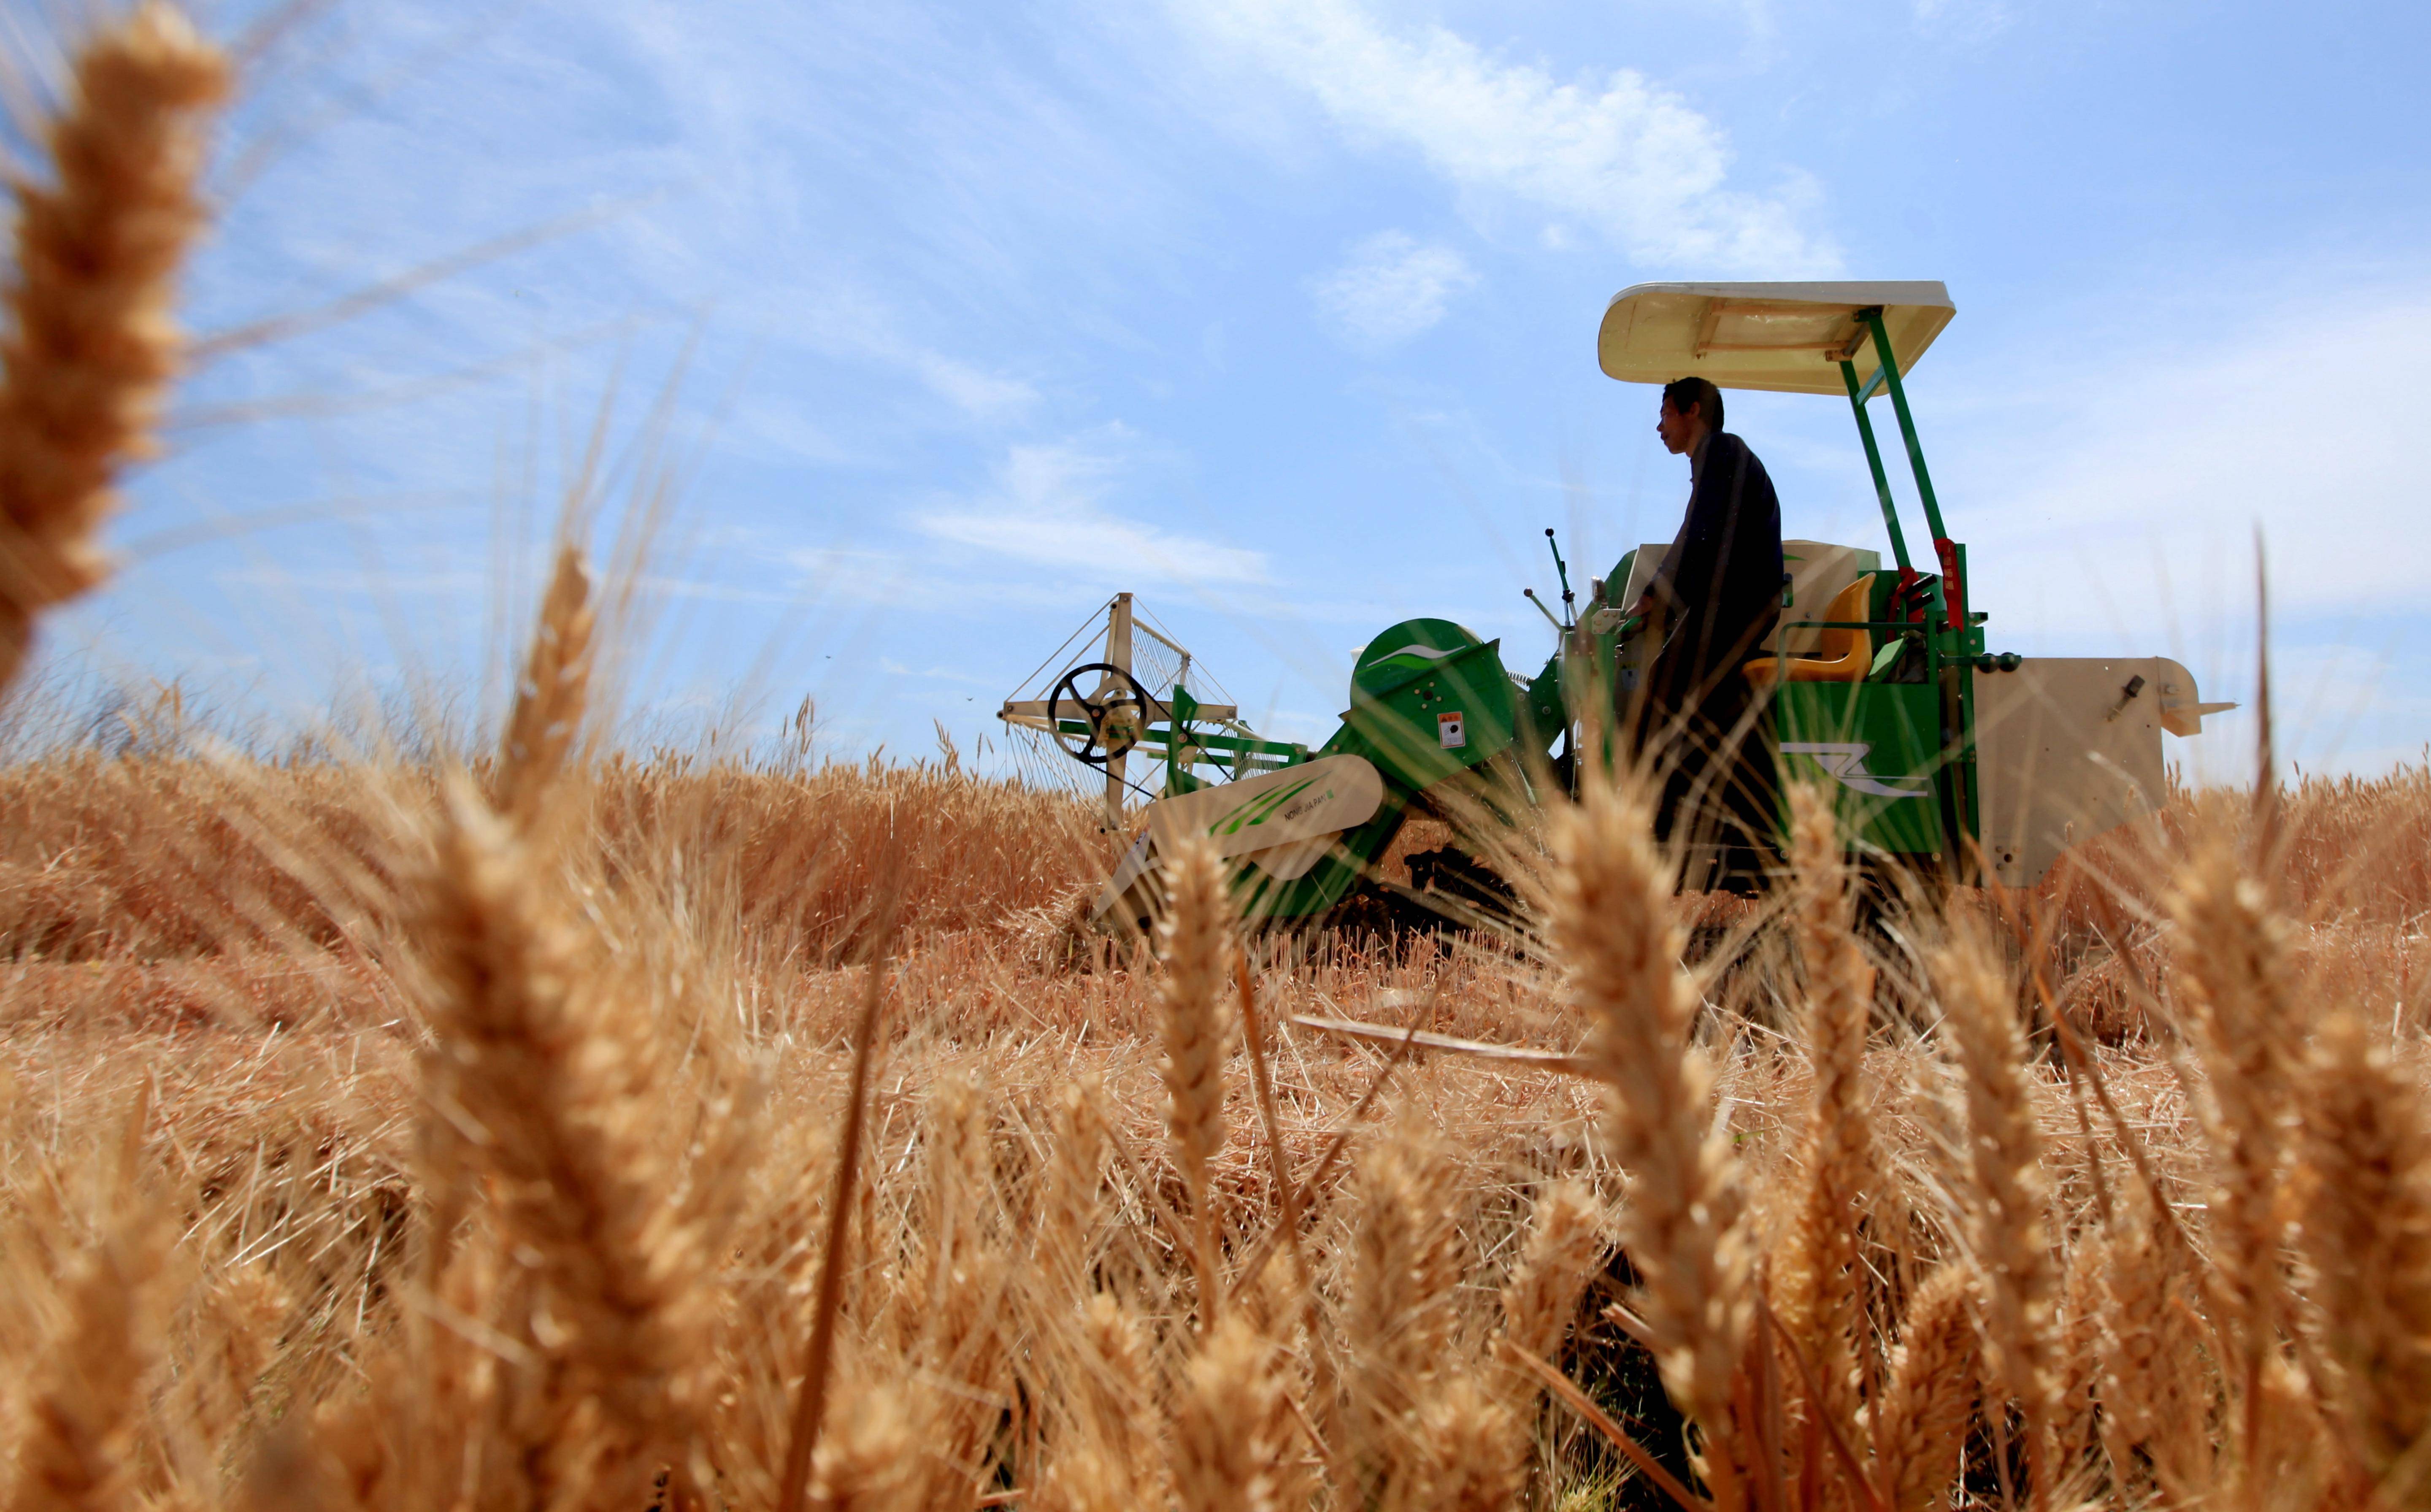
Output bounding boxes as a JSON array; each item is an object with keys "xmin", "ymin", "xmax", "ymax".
[
  {"xmin": 2, "ymin": 604, "xmax": 2429, "ymax": 1512},
  {"xmin": 0, "ymin": 2, "xmax": 228, "ymax": 691}
]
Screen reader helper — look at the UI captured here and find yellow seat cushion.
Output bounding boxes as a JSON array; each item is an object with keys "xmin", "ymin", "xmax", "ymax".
[{"xmin": 1743, "ymin": 574, "xmax": 1875, "ymax": 687}]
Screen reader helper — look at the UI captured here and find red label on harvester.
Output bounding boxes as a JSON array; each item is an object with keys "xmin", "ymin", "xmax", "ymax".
[{"xmin": 1933, "ymin": 538, "xmax": 1965, "ymax": 631}]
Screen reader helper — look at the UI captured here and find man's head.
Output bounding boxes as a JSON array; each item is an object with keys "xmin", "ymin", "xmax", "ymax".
[{"xmin": 1657, "ymin": 376, "xmax": 1724, "ymax": 455}]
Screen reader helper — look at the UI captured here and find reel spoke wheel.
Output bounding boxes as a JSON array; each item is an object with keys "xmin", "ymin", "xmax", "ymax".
[{"xmin": 1047, "ymin": 662, "xmax": 1153, "ymax": 767}]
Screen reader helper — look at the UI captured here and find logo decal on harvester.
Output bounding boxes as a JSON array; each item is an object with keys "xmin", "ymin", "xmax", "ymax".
[
  {"xmin": 1438, "ymin": 711, "xmax": 1466, "ymax": 749},
  {"xmin": 1207, "ymin": 777, "xmax": 1325, "ymax": 836},
  {"xmin": 1779, "ymin": 742, "xmax": 1929, "ymax": 799}
]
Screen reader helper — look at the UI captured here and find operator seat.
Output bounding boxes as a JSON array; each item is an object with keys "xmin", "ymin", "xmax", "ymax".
[{"xmin": 1742, "ymin": 573, "xmax": 1875, "ymax": 687}]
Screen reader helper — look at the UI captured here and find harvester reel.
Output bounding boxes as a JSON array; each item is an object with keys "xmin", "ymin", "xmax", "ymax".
[{"xmin": 1047, "ymin": 662, "xmax": 1152, "ymax": 767}]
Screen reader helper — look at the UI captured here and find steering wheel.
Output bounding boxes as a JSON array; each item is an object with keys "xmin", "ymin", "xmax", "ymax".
[{"xmin": 1046, "ymin": 662, "xmax": 1154, "ymax": 767}]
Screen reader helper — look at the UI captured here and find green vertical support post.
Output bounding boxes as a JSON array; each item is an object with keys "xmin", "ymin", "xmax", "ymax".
[
  {"xmin": 1863, "ymin": 308, "xmax": 1965, "ymax": 630},
  {"xmin": 1838, "ymin": 357, "xmax": 1913, "ymax": 576},
  {"xmin": 1859, "ymin": 310, "xmax": 1975, "ymax": 885},
  {"xmin": 1862, "ymin": 310, "xmax": 1949, "ymax": 542}
]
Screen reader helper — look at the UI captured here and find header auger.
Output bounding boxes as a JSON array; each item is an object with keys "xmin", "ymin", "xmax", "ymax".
[{"xmin": 1000, "ymin": 281, "xmax": 2232, "ymax": 937}]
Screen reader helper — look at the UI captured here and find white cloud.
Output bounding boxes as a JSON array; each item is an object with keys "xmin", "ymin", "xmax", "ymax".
[
  {"xmin": 905, "ymin": 349, "xmax": 1039, "ymax": 420},
  {"xmin": 918, "ymin": 435, "xmax": 1270, "ymax": 585},
  {"xmin": 1172, "ymin": 0, "xmax": 1836, "ymax": 272},
  {"xmin": 1312, "ymin": 231, "xmax": 1476, "ymax": 348},
  {"xmin": 1946, "ymin": 282, "xmax": 2431, "ymax": 633},
  {"xmin": 781, "ymin": 288, "xmax": 1040, "ymax": 422},
  {"xmin": 1912, "ymin": 0, "xmax": 2012, "ymax": 41}
]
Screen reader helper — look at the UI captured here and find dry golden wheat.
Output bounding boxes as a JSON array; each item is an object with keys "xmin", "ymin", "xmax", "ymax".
[
  {"xmin": 1156, "ymin": 835, "xmax": 1232, "ymax": 1324},
  {"xmin": 1548, "ymin": 774, "xmax": 1754, "ymax": 1502},
  {"xmin": 2296, "ymin": 1008, "xmax": 2431, "ymax": 1488},
  {"xmin": 1936, "ymin": 918, "xmax": 2060, "ymax": 1506},
  {"xmin": 1777, "ymin": 783, "xmax": 1879, "ymax": 1463},
  {"xmin": 0, "ymin": 752, "xmax": 2422, "ymax": 1512},
  {"xmin": 495, "ymin": 541, "xmax": 596, "ymax": 824},
  {"xmin": 1875, "ymin": 1262, "xmax": 1981, "ymax": 1512},
  {"xmin": 0, "ymin": 3, "xmax": 227, "ymax": 691}
]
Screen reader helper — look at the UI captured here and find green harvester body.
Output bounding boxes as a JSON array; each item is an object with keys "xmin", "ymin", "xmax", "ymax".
[{"xmin": 999, "ymin": 281, "xmax": 2228, "ymax": 931}]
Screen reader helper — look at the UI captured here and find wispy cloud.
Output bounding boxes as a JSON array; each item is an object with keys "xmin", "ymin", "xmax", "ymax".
[
  {"xmin": 1171, "ymin": 0, "xmax": 1836, "ymax": 271},
  {"xmin": 917, "ymin": 433, "xmax": 1270, "ymax": 585},
  {"xmin": 1312, "ymin": 231, "xmax": 1476, "ymax": 349},
  {"xmin": 784, "ymin": 288, "xmax": 1040, "ymax": 422},
  {"xmin": 1946, "ymin": 279, "xmax": 2431, "ymax": 629},
  {"xmin": 1912, "ymin": 0, "xmax": 2013, "ymax": 41}
]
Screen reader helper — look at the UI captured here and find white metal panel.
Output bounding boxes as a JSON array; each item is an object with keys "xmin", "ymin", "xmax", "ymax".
[
  {"xmin": 1090, "ymin": 755, "xmax": 1387, "ymax": 927},
  {"xmin": 1974, "ymin": 657, "xmax": 2170, "ymax": 887}
]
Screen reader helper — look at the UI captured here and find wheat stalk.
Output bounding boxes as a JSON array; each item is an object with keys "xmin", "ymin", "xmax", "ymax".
[
  {"xmin": 1344, "ymin": 1125, "xmax": 1468, "ymax": 1503},
  {"xmin": 1936, "ymin": 918, "xmax": 2058, "ymax": 1508},
  {"xmin": 1548, "ymin": 774, "xmax": 1752, "ymax": 1504},
  {"xmin": 1874, "ymin": 1263, "xmax": 1980, "ymax": 1512},
  {"xmin": 1497, "ymin": 1177, "xmax": 1603, "ymax": 1372},
  {"xmin": 4, "ymin": 1206, "xmax": 169, "ymax": 1512},
  {"xmin": 2295, "ymin": 1008, "xmax": 2431, "ymax": 1488},
  {"xmin": 1777, "ymin": 783, "xmax": 1879, "ymax": 1461},
  {"xmin": 1157, "ymin": 835, "xmax": 1232, "ymax": 1327},
  {"xmin": 0, "ymin": 3, "xmax": 228, "ymax": 692},
  {"xmin": 1171, "ymin": 1309, "xmax": 1309, "ymax": 1512},
  {"xmin": 2166, "ymin": 835, "xmax": 2301, "ymax": 1491},
  {"xmin": 495, "ymin": 542, "xmax": 596, "ymax": 823},
  {"xmin": 415, "ymin": 775, "xmax": 700, "ymax": 1501}
]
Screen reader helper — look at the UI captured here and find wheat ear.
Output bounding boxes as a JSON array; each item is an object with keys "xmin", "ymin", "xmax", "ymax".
[
  {"xmin": 1497, "ymin": 1178, "xmax": 1604, "ymax": 1372},
  {"xmin": 1344, "ymin": 1125, "xmax": 1468, "ymax": 1500},
  {"xmin": 1874, "ymin": 1263, "xmax": 1980, "ymax": 1512},
  {"xmin": 1038, "ymin": 1292, "xmax": 1166, "ymax": 1512},
  {"xmin": 2097, "ymin": 1206, "xmax": 2211, "ymax": 1501},
  {"xmin": 1492, "ymin": 1177, "xmax": 1601, "ymax": 1490},
  {"xmin": 1157, "ymin": 835, "xmax": 1232, "ymax": 1327},
  {"xmin": 1412, "ymin": 1374, "xmax": 1524, "ymax": 1512},
  {"xmin": 1548, "ymin": 775, "xmax": 1752, "ymax": 1500},
  {"xmin": 417, "ymin": 776, "xmax": 695, "ymax": 1499},
  {"xmin": 1778, "ymin": 783, "xmax": 1879, "ymax": 1452},
  {"xmin": 803, "ymin": 1374, "xmax": 921, "ymax": 1512},
  {"xmin": 2052, "ymin": 1230, "xmax": 2106, "ymax": 1480},
  {"xmin": 2295, "ymin": 1007, "xmax": 2431, "ymax": 1486},
  {"xmin": 5, "ymin": 1207, "xmax": 169, "ymax": 1512},
  {"xmin": 1170, "ymin": 1309, "xmax": 1310, "ymax": 1512},
  {"xmin": 2165, "ymin": 835, "xmax": 2299, "ymax": 1480},
  {"xmin": 0, "ymin": 3, "xmax": 228, "ymax": 691},
  {"xmin": 495, "ymin": 541, "xmax": 595, "ymax": 822},
  {"xmin": 776, "ymin": 956, "xmax": 891, "ymax": 1512},
  {"xmin": 1935, "ymin": 919, "xmax": 2057, "ymax": 1508}
]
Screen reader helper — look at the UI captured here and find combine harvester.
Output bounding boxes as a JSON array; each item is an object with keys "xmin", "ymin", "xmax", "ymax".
[{"xmin": 1000, "ymin": 281, "xmax": 2230, "ymax": 935}]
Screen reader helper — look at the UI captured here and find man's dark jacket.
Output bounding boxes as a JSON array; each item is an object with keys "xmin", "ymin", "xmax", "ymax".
[
  {"xmin": 1632, "ymin": 430, "xmax": 1783, "ymax": 852},
  {"xmin": 1643, "ymin": 429, "xmax": 1784, "ymax": 713}
]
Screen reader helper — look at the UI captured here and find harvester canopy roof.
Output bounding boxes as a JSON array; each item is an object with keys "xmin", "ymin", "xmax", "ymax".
[{"xmin": 1598, "ymin": 281, "xmax": 1955, "ymax": 396}]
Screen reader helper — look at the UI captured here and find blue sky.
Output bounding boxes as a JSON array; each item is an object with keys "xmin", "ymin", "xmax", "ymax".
[{"xmin": 29, "ymin": 0, "xmax": 2431, "ymax": 779}]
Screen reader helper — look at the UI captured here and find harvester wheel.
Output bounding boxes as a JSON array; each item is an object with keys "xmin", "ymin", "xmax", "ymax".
[{"xmin": 1046, "ymin": 662, "xmax": 1152, "ymax": 767}]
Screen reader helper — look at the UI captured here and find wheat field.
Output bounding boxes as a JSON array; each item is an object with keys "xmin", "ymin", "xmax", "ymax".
[
  {"xmin": 4, "ymin": 675, "xmax": 2430, "ymax": 1512},
  {"xmin": 6, "ymin": 8, "xmax": 2431, "ymax": 1512}
]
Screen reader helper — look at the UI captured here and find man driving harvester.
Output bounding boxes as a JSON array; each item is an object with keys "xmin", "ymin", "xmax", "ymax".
[{"xmin": 1626, "ymin": 375, "xmax": 1784, "ymax": 877}]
